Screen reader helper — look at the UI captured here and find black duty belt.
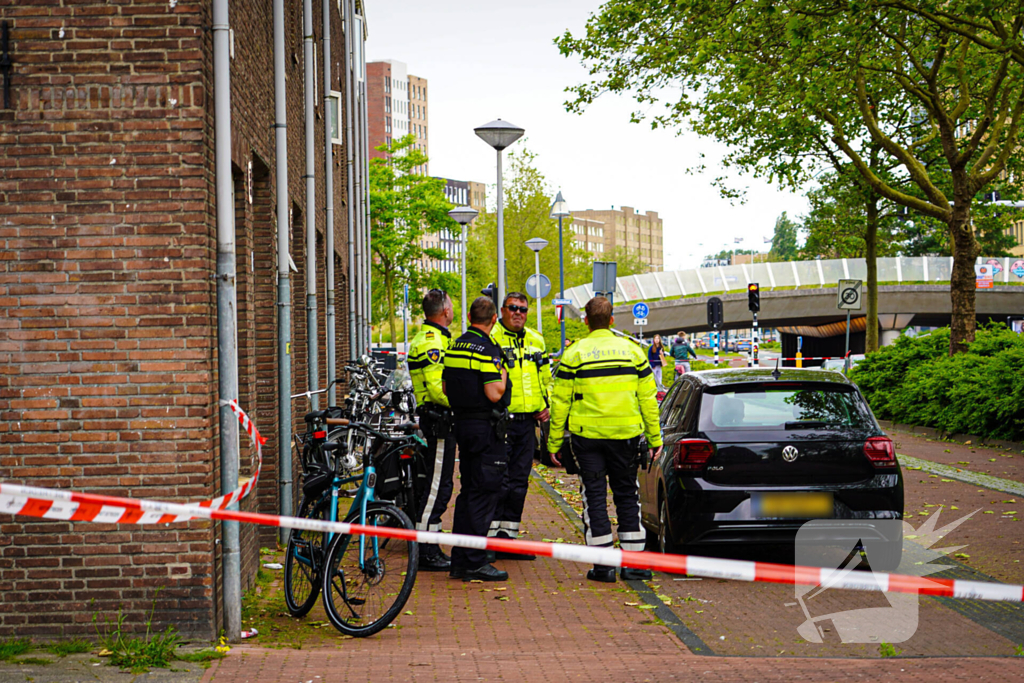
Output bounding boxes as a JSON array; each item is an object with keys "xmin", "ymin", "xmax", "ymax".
[
  {"xmin": 509, "ymin": 413, "xmax": 535, "ymax": 422},
  {"xmin": 453, "ymin": 410, "xmax": 494, "ymax": 421}
]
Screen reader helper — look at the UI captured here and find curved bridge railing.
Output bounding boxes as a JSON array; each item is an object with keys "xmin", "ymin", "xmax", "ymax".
[{"xmin": 564, "ymin": 255, "xmax": 1024, "ymax": 308}]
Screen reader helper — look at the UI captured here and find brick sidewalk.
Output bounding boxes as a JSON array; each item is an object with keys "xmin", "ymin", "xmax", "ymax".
[{"xmin": 201, "ymin": 474, "xmax": 1024, "ymax": 682}]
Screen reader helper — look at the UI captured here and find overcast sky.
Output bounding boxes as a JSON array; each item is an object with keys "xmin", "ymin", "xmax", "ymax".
[{"xmin": 364, "ymin": 0, "xmax": 810, "ymax": 271}]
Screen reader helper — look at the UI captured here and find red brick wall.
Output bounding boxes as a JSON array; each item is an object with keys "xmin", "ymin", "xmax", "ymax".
[
  {"xmin": 366, "ymin": 61, "xmax": 388, "ymax": 162},
  {"xmin": 0, "ymin": 0, "xmax": 352, "ymax": 639}
]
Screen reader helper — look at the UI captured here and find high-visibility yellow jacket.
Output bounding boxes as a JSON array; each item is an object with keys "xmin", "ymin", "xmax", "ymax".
[
  {"xmin": 547, "ymin": 328, "xmax": 662, "ymax": 452},
  {"xmin": 407, "ymin": 321, "xmax": 451, "ymax": 408},
  {"xmin": 491, "ymin": 321, "xmax": 549, "ymax": 415}
]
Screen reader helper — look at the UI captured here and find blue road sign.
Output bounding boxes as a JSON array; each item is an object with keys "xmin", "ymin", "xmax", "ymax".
[
  {"xmin": 632, "ymin": 302, "xmax": 649, "ymax": 319},
  {"xmin": 552, "ymin": 298, "xmax": 572, "ymax": 306}
]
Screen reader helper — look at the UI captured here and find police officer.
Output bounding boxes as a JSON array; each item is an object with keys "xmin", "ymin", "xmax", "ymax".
[
  {"xmin": 488, "ymin": 292, "xmax": 549, "ymax": 559},
  {"xmin": 547, "ymin": 296, "xmax": 663, "ymax": 583},
  {"xmin": 407, "ymin": 288, "xmax": 457, "ymax": 572},
  {"xmin": 442, "ymin": 296, "xmax": 511, "ymax": 582}
]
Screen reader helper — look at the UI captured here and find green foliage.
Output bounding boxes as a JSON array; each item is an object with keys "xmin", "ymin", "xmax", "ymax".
[
  {"xmin": 370, "ymin": 134, "xmax": 456, "ymax": 341},
  {"xmin": 0, "ymin": 638, "xmax": 32, "ymax": 661},
  {"xmin": 93, "ymin": 591, "xmax": 182, "ymax": 674},
  {"xmin": 174, "ymin": 649, "xmax": 227, "ymax": 665},
  {"xmin": 800, "ymin": 174, "xmax": 901, "ymax": 260},
  {"xmin": 602, "ymin": 246, "xmax": 650, "ymax": 278},
  {"xmin": 465, "ymin": 147, "xmax": 593, "ymax": 301},
  {"xmin": 878, "ymin": 642, "xmax": 901, "ymax": 658},
  {"xmin": 45, "ymin": 638, "xmax": 92, "ymax": 657},
  {"xmin": 557, "ymin": 0, "xmax": 1024, "ymax": 352},
  {"xmin": 850, "ymin": 325, "xmax": 1024, "ymax": 440},
  {"xmin": 15, "ymin": 657, "xmax": 51, "ymax": 665},
  {"xmin": 768, "ymin": 213, "xmax": 800, "ymax": 261}
]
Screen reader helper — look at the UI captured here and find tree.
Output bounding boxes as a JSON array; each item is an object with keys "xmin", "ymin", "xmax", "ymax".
[
  {"xmin": 369, "ymin": 135, "xmax": 454, "ymax": 343},
  {"xmin": 465, "ymin": 148, "xmax": 593, "ymax": 307},
  {"xmin": 557, "ymin": 1, "xmax": 1024, "ymax": 354},
  {"xmin": 768, "ymin": 213, "xmax": 800, "ymax": 262},
  {"xmin": 703, "ymin": 248, "xmax": 756, "ymax": 262},
  {"xmin": 602, "ymin": 246, "xmax": 650, "ymax": 278}
]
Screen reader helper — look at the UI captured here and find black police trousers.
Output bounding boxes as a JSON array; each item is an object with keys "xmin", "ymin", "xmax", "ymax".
[
  {"xmin": 414, "ymin": 414, "xmax": 457, "ymax": 558},
  {"xmin": 451, "ymin": 418, "xmax": 507, "ymax": 570},
  {"xmin": 489, "ymin": 417, "xmax": 534, "ymax": 540},
  {"xmin": 571, "ymin": 434, "xmax": 647, "ymax": 569}
]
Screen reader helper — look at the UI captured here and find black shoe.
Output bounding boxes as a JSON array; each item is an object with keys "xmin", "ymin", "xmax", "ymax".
[
  {"xmin": 587, "ymin": 567, "xmax": 616, "ymax": 583},
  {"xmin": 620, "ymin": 567, "xmax": 653, "ymax": 581},
  {"xmin": 495, "ymin": 550, "xmax": 536, "ymax": 561},
  {"xmin": 419, "ymin": 553, "xmax": 452, "ymax": 572},
  {"xmin": 462, "ymin": 564, "xmax": 509, "ymax": 582},
  {"xmin": 449, "ymin": 566, "xmax": 466, "ymax": 580}
]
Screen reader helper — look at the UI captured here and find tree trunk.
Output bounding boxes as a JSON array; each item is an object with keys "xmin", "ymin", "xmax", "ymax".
[
  {"xmin": 385, "ymin": 270, "xmax": 397, "ymax": 345},
  {"xmin": 947, "ymin": 203, "xmax": 979, "ymax": 355},
  {"xmin": 864, "ymin": 197, "xmax": 879, "ymax": 353}
]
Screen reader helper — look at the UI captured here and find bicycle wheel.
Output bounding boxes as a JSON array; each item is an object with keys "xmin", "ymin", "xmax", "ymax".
[
  {"xmin": 321, "ymin": 503, "xmax": 419, "ymax": 637},
  {"xmin": 284, "ymin": 495, "xmax": 330, "ymax": 617}
]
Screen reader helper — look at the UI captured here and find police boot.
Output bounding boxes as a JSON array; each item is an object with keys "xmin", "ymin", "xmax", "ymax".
[
  {"xmin": 586, "ymin": 566, "xmax": 616, "ymax": 583},
  {"xmin": 462, "ymin": 564, "xmax": 508, "ymax": 582},
  {"xmin": 620, "ymin": 567, "xmax": 653, "ymax": 581}
]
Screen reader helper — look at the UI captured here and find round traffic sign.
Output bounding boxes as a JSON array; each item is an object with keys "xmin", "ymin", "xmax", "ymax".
[
  {"xmin": 841, "ymin": 287, "xmax": 859, "ymax": 305},
  {"xmin": 525, "ymin": 273, "xmax": 551, "ymax": 299},
  {"xmin": 632, "ymin": 302, "xmax": 649, "ymax": 319}
]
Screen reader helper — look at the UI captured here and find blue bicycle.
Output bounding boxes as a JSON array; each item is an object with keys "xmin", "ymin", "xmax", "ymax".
[{"xmin": 283, "ymin": 387, "xmax": 423, "ymax": 636}]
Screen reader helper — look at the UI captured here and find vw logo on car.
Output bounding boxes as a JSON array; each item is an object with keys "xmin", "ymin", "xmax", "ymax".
[{"xmin": 782, "ymin": 445, "xmax": 800, "ymax": 462}]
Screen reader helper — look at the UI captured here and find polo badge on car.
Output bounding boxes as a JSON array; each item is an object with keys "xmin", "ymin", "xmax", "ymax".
[{"xmin": 782, "ymin": 445, "xmax": 800, "ymax": 462}]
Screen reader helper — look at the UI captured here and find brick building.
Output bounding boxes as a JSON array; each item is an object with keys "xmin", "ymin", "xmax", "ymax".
[
  {"xmin": 0, "ymin": 0, "xmax": 363, "ymax": 639},
  {"xmin": 571, "ymin": 205, "xmax": 664, "ymax": 271}
]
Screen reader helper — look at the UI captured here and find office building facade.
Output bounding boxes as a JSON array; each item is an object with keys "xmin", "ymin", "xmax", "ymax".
[{"xmin": 570, "ymin": 206, "xmax": 664, "ymax": 271}]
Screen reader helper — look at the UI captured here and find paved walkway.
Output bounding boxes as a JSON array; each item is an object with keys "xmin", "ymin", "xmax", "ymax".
[{"xmin": 199, "ymin": 461, "xmax": 1024, "ymax": 682}]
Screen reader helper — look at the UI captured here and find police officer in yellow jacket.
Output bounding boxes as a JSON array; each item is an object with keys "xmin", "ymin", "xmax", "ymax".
[
  {"xmin": 487, "ymin": 292, "xmax": 550, "ymax": 559},
  {"xmin": 407, "ymin": 289, "xmax": 456, "ymax": 572},
  {"xmin": 548, "ymin": 296, "xmax": 663, "ymax": 583}
]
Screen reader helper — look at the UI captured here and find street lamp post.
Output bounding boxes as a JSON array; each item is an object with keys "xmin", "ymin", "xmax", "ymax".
[
  {"xmin": 474, "ymin": 119, "xmax": 524, "ymax": 304},
  {"xmin": 448, "ymin": 205, "xmax": 479, "ymax": 334},
  {"xmin": 549, "ymin": 191, "xmax": 570, "ymax": 351},
  {"xmin": 525, "ymin": 237, "xmax": 548, "ymax": 333}
]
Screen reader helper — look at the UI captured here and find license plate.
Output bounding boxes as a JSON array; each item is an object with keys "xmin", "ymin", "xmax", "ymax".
[{"xmin": 752, "ymin": 492, "xmax": 833, "ymax": 519}]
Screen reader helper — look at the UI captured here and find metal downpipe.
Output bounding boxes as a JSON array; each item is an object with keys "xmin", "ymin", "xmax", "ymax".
[
  {"xmin": 273, "ymin": 0, "xmax": 293, "ymax": 542},
  {"xmin": 323, "ymin": 0, "xmax": 336, "ymax": 406},
  {"xmin": 343, "ymin": 0, "xmax": 357, "ymax": 362},
  {"xmin": 303, "ymin": 0, "xmax": 318, "ymax": 410},
  {"xmin": 361, "ymin": 72, "xmax": 371, "ymax": 353},
  {"xmin": 212, "ymin": 0, "xmax": 240, "ymax": 642}
]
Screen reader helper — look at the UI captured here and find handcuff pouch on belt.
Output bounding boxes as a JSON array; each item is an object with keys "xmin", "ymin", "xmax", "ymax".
[{"xmin": 416, "ymin": 403, "xmax": 452, "ymax": 439}]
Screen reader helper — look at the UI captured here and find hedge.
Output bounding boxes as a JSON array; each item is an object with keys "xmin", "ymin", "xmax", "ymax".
[{"xmin": 848, "ymin": 325, "xmax": 1024, "ymax": 441}]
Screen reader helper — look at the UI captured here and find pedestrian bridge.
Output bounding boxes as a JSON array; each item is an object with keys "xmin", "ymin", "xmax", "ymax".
[{"xmin": 560, "ymin": 256, "xmax": 1024, "ymax": 337}]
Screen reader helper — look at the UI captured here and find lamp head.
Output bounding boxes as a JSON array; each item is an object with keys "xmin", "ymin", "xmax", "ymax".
[
  {"xmin": 474, "ymin": 119, "xmax": 525, "ymax": 151},
  {"xmin": 448, "ymin": 205, "xmax": 479, "ymax": 225},
  {"xmin": 550, "ymin": 190, "xmax": 570, "ymax": 219}
]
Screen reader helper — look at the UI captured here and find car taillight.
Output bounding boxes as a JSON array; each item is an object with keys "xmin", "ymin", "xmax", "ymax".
[
  {"xmin": 673, "ymin": 439, "xmax": 715, "ymax": 472},
  {"xmin": 864, "ymin": 436, "xmax": 896, "ymax": 467}
]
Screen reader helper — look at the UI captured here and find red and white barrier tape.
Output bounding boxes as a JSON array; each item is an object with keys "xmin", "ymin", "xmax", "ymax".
[
  {"xmin": 0, "ymin": 400, "xmax": 265, "ymax": 525},
  {"xmin": 0, "ymin": 481, "xmax": 1019, "ymax": 603}
]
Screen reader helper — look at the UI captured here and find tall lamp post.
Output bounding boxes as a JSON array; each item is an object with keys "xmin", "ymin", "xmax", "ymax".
[
  {"xmin": 525, "ymin": 237, "xmax": 548, "ymax": 333},
  {"xmin": 448, "ymin": 205, "xmax": 479, "ymax": 334},
  {"xmin": 474, "ymin": 119, "xmax": 524, "ymax": 303},
  {"xmin": 549, "ymin": 191, "xmax": 570, "ymax": 351}
]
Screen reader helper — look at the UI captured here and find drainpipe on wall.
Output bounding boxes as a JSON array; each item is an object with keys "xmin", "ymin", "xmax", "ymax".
[
  {"xmin": 273, "ymin": 0, "xmax": 293, "ymax": 541},
  {"xmin": 303, "ymin": 0, "xmax": 318, "ymax": 410},
  {"xmin": 212, "ymin": 0, "xmax": 241, "ymax": 642},
  {"xmin": 343, "ymin": 0, "xmax": 357, "ymax": 361},
  {"xmin": 323, "ymin": 0, "xmax": 336, "ymax": 405}
]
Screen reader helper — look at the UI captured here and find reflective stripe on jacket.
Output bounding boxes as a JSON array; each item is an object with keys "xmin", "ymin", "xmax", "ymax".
[
  {"xmin": 491, "ymin": 322, "xmax": 549, "ymax": 415},
  {"xmin": 547, "ymin": 328, "xmax": 662, "ymax": 451},
  {"xmin": 407, "ymin": 321, "xmax": 450, "ymax": 407}
]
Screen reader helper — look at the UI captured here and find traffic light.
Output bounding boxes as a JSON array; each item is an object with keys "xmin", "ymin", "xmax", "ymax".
[
  {"xmin": 747, "ymin": 283, "xmax": 760, "ymax": 313},
  {"xmin": 707, "ymin": 296, "xmax": 723, "ymax": 329},
  {"xmin": 481, "ymin": 283, "xmax": 499, "ymax": 312}
]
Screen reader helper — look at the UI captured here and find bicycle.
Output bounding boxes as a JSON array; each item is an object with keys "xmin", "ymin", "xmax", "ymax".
[
  {"xmin": 283, "ymin": 380, "xmax": 353, "ymax": 618},
  {"xmin": 319, "ymin": 419, "xmax": 425, "ymax": 637}
]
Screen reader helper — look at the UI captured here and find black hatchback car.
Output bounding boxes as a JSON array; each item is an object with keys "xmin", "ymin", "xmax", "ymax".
[{"xmin": 639, "ymin": 369, "xmax": 904, "ymax": 569}]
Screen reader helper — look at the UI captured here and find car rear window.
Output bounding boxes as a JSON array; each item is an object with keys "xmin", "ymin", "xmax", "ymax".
[{"xmin": 698, "ymin": 383, "xmax": 872, "ymax": 431}]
